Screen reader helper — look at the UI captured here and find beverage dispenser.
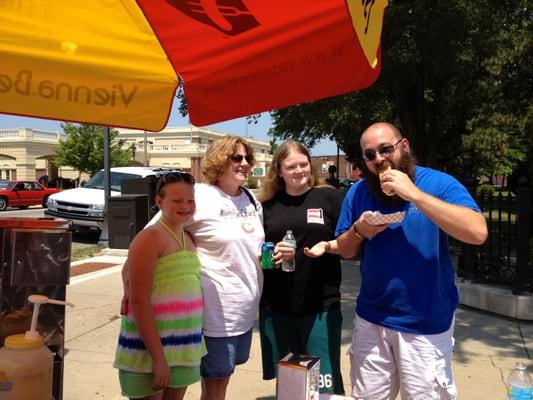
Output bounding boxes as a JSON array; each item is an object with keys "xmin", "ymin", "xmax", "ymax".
[{"xmin": 0, "ymin": 217, "xmax": 71, "ymax": 400}]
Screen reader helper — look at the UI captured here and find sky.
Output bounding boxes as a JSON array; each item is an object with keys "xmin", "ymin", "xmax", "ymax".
[{"xmin": 0, "ymin": 108, "xmax": 342, "ymax": 156}]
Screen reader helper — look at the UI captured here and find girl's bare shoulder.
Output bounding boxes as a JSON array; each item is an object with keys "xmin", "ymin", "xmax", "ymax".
[
  {"xmin": 130, "ymin": 225, "xmax": 166, "ymax": 254},
  {"xmin": 184, "ymin": 230, "xmax": 197, "ymax": 253}
]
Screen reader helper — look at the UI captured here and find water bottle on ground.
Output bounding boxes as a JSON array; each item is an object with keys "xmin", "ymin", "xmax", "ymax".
[
  {"xmin": 281, "ymin": 230, "xmax": 296, "ymax": 272},
  {"xmin": 507, "ymin": 361, "xmax": 533, "ymax": 400}
]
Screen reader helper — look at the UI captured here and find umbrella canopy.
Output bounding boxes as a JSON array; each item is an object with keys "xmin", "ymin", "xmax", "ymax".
[{"xmin": 0, "ymin": 0, "xmax": 387, "ymax": 131}]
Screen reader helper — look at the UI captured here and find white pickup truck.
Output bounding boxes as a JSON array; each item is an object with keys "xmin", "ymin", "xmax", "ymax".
[{"xmin": 45, "ymin": 167, "xmax": 178, "ymax": 231}]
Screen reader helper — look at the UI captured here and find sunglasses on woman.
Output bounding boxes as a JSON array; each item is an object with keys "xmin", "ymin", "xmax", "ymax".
[
  {"xmin": 156, "ymin": 171, "xmax": 195, "ymax": 194},
  {"xmin": 230, "ymin": 154, "xmax": 252, "ymax": 163},
  {"xmin": 362, "ymin": 138, "xmax": 403, "ymax": 162}
]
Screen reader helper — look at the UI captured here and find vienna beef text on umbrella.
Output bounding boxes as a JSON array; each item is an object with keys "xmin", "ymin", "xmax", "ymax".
[{"xmin": 0, "ymin": 0, "xmax": 387, "ymax": 130}]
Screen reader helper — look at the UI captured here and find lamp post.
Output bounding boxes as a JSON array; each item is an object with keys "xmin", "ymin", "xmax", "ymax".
[
  {"xmin": 336, "ymin": 143, "xmax": 340, "ymax": 180},
  {"xmin": 131, "ymin": 143, "xmax": 136, "ymax": 164},
  {"xmin": 143, "ymin": 131, "xmax": 148, "ymax": 166},
  {"xmin": 98, "ymin": 126, "xmax": 111, "ymax": 245},
  {"xmin": 142, "ymin": 131, "xmax": 153, "ymax": 166}
]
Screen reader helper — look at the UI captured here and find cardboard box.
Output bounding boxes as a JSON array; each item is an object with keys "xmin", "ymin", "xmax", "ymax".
[
  {"xmin": 276, "ymin": 353, "xmax": 320, "ymax": 400},
  {"xmin": 318, "ymin": 395, "xmax": 355, "ymax": 399}
]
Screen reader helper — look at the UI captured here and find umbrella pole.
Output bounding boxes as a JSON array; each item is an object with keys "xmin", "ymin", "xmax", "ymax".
[{"xmin": 98, "ymin": 126, "xmax": 111, "ymax": 245}]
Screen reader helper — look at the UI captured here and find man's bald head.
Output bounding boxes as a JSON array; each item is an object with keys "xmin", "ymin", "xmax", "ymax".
[
  {"xmin": 360, "ymin": 122, "xmax": 403, "ymax": 148},
  {"xmin": 359, "ymin": 122, "xmax": 415, "ymax": 207}
]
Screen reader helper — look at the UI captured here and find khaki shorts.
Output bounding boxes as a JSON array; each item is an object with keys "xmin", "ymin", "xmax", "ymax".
[{"xmin": 349, "ymin": 315, "xmax": 457, "ymax": 400}]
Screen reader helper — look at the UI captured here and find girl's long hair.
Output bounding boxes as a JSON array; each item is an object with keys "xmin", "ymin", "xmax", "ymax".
[{"xmin": 258, "ymin": 140, "xmax": 325, "ymax": 203}]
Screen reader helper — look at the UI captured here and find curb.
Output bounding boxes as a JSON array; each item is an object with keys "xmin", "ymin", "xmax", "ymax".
[
  {"xmin": 70, "ymin": 255, "xmax": 127, "ymax": 267},
  {"xmin": 100, "ymin": 248, "xmax": 129, "ymax": 257},
  {"xmin": 70, "ymin": 265, "xmax": 123, "ymax": 285},
  {"xmin": 458, "ymin": 280, "xmax": 533, "ymax": 320}
]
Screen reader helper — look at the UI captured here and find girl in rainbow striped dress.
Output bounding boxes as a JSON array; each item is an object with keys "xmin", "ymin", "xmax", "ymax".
[{"xmin": 114, "ymin": 172, "xmax": 205, "ymax": 400}]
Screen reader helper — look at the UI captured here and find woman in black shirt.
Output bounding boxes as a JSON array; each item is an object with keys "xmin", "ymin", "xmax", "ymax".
[{"xmin": 258, "ymin": 140, "xmax": 345, "ymax": 395}]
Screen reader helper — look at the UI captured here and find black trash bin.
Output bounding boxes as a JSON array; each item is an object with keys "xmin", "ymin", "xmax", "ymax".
[
  {"xmin": 108, "ymin": 194, "xmax": 148, "ymax": 249},
  {"xmin": 121, "ymin": 176, "xmax": 159, "ymax": 219}
]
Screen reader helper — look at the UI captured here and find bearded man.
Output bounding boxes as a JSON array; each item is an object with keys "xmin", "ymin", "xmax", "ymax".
[{"xmin": 335, "ymin": 122, "xmax": 488, "ymax": 400}]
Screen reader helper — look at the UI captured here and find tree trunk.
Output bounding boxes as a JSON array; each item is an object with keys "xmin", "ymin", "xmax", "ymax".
[{"xmin": 396, "ymin": 80, "xmax": 427, "ymax": 165}]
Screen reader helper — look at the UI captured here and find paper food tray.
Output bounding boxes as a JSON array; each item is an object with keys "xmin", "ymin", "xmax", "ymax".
[{"xmin": 366, "ymin": 211, "xmax": 405, "ymax": 225}]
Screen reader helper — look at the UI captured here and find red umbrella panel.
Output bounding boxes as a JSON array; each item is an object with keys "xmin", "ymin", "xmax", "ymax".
[
  {"xmin": 140, "ymin": 0, "xmax": 388, "ymax": 126},
  {"xmin": 0, "ymin": 0, "xmax": 387, "ymax": 130}
]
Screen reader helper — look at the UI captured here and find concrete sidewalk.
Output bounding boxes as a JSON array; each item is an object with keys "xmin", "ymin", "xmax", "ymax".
[{"xmin": 63, "ymin": 255, "xmax": 533, "ymax": 400}]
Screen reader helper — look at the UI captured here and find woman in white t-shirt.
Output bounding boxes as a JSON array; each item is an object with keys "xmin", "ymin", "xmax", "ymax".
[
  {"xmin": 190, "ymin": 135, "xmax": 264, "ymax": 400},
  {"xmin": 122, "ymin": 135, "xmax": 264, "ymax": 400}
]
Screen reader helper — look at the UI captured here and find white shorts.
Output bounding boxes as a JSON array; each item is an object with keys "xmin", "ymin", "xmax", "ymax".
[{"xmin": 348, "ymin": 315, "xmax": 457, "ymax": 400}]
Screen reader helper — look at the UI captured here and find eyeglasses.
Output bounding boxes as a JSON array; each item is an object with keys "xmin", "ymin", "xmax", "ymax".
[
  {"xmin": 230, "ymin": 154, "xmax": 252, "ymax": 163},
  {"xmin": 362, "ymin": 138, "xmax": 403, "ymax": 162},
  {"xmin": 156, "ymin": 171, "xmax": 195, "ymax": 194}
]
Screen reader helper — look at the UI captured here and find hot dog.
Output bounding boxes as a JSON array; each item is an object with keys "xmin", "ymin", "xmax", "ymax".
[{"xmin": 378, "ymin": 161, "xmax": 395, "ymax": 196}]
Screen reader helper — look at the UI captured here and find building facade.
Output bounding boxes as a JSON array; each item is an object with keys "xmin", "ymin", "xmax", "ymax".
[
  {"xmin": 0, "ymin": 126, "xmax": 272, "ymax": 185},
  {"xmin": 116, "ymin": 126, "xmax": 272, "ymax": 185},
  {"xmin": 0, "ymin": 127, "xmax": 81, "ymax": 181}
]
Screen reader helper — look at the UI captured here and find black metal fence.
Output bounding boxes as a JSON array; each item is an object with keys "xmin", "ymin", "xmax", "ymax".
[{"xmin": 456, "ymin": 182, "xmax": 532, "ymax": 294}]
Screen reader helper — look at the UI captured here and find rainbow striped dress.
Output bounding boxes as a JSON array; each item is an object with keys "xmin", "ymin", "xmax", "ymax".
[{"xmin": 114, "ymin": 251, "xmax": 206, "ymax": 372}]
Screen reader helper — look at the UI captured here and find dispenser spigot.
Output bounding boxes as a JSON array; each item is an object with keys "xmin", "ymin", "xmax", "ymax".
[{"xmin": 26, "ymin": 295, "xmax": 75, "ymax": 341}]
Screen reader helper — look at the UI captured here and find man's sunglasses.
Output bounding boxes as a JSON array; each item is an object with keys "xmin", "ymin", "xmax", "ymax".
[
  {"xmin": 156, "ymin": 171, "xmax": 195, "ymax": 194},
  {"xmin": 230, "ymin": 154, "xmax": 252, "ymax": 163},
  {"xmin": 362, "ymin": 138, "xmax": 403, "ymax": 162}
]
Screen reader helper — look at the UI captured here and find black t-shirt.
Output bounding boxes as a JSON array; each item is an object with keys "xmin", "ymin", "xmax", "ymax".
[{"xmin": 261, "ymin": 186, "xmax": 344, "ymax": 314}]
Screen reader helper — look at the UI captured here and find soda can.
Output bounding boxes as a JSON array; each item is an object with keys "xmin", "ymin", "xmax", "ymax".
[{"xmin": 261, "ymin": 242, "xmax": 276, "ymax": 270}]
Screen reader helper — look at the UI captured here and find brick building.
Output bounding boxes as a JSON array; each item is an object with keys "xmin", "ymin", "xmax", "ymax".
[{"xmin": 311, "ymin": 154, "xmax": 361, "ymax": 181}]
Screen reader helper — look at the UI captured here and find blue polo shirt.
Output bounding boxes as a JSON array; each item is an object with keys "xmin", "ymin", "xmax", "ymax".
[{"xmin": 336, "ymin": 166, "xmax": 480, "ymax": 334}]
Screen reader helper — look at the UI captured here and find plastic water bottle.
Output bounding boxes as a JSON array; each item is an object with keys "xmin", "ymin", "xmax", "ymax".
[
  {"xmin": 507, "ymin": 362, "xmax": 533, "ymax": 400},
  {"xmin": 281, "ymin": 230, "xmax": 296, "ymax": 272}
]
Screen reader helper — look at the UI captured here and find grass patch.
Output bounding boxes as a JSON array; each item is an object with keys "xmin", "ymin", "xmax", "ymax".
[{"xmin": 71, "ymin": 244, "xmax": 106, "ymax": 262}]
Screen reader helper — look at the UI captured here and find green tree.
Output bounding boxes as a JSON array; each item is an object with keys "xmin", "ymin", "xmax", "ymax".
[
  {"xmin": 54, "ymin": 123, "xmax": 131, "ymax": 177},
  {"xmin": 175, "ymin": 0, "xmax": 532, "ymax": 182},
  {"xmin": 463, "ymin": 2, "xmax": 532, "ymax": 181},
  {"xmin": 269, "ymin": 0, "xmax": 532, "ymax": 181},
  {"xmin": 267, "ymin": 130, "xmax": 279, "ymax": 155}
]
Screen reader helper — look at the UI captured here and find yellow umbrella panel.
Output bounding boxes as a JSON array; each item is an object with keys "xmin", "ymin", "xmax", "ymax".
[{"xmin": 0, "ymin": 0, "xmax": 178, "ymax": 131}]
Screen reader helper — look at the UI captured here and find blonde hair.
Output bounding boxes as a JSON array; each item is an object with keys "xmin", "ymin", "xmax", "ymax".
[
  {"xmin": 258, "ymin": 140, "xmax": 325, "ymax": 203},
  {"xmin": 201, "ymin": 135, "xmax": 255, "ymax": 185}
]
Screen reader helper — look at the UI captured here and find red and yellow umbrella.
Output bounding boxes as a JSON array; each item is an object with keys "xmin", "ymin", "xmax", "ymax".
[{"xmin": 0, "ymin": 0, "xmax": 387, "ymax": 130}]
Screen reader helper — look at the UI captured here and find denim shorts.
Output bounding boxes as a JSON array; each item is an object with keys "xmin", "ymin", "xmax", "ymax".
[{"xmin": 200, "ymin": 329, "xmax": 253, "ymax": 379}]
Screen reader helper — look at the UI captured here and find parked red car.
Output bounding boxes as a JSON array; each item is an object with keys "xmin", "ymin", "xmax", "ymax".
[{"xmin": 0, "ymin": 181, "xmax": 60, "ymax": 211}]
